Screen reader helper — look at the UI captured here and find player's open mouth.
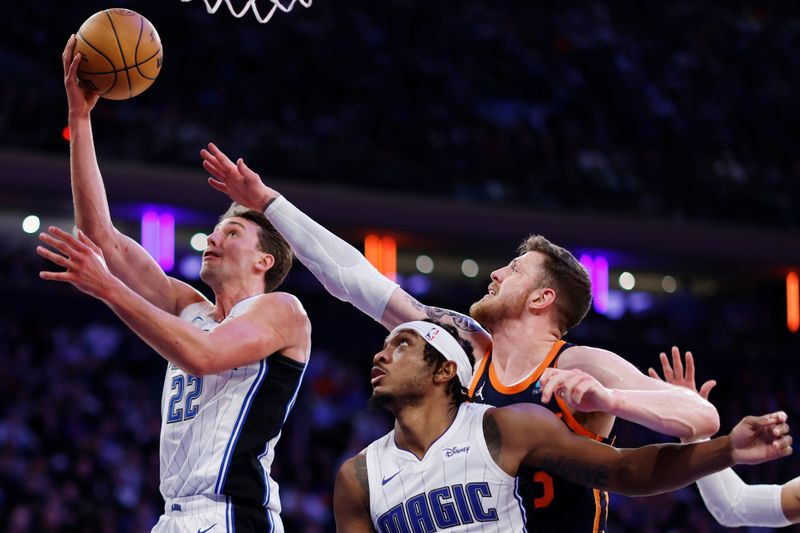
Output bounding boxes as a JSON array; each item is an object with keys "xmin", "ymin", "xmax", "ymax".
[
  {"xmin": 371, "ymin": 366, "xmax": 386, "ymax": 385},
  {"xmin": 203, "ymin": 251, "xmax": 221, "ymax": 260}
]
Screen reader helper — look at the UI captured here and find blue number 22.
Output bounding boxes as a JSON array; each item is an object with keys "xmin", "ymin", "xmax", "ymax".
[{"xmin": 167, "ymin": 375, "xmax": 203, "ymax": 423}]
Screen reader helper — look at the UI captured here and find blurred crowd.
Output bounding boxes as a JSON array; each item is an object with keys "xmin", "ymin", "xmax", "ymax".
[
  {"xmin": 1, "ymin": 241, "xmax": 799, "ymax": 532},
  {"xmin": 3, "ymin": 2, "xmax": 800, "ymax": 228}
]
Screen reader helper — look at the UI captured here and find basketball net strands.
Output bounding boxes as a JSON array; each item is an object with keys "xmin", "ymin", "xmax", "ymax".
[{"xmin": 180, "ymin": 0, "xmax": 312, "ymax": 24}]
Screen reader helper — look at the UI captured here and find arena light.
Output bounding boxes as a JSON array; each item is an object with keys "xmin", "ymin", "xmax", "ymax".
[
  {"xmin": 141, "ymin": 210, "xmax": 175, "ymax": 272},
  {"xmin": 619, "ymin": 271, "xmax": 636, "ymax": 291},
  {"xmin": 662, "ymin": 275, "xmax": 677, "ymax": 294},
  {"xmin": 22, "ymin": 215, "xmax": 41, "ymax": 234},
  {"xmin": 158, "ymin": 213, "xmax": 175, "ymax": 271},
  {"xmin": 461, "ymin": 259, "xmax": 479, "ymax": 278},
  {"xmin": 190, "ymin": 232, "xmax": 208, "ymax": 252},
  {"xmin": 365, "ymin": 234, "xmax": 397, "ymax": 281},
  {"xmin": 579, "ymin": 254, "xmax": 609, "ymax": 314},
  {"xmin": 788, "ymin": 272, "xmax": 799, "ymax": 333},
  {"xmin": 416, "ymin": 255, "xmax": 434, "ymax": 274},
  {"xmin": 61, "ymin": 125, "xmax": 70, "ymax": 142}
]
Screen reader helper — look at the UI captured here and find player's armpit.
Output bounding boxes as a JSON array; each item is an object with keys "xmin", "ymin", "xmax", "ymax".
[{"xmin": 334, "ymin": 454, "xmax": 375, "ymax": 533}]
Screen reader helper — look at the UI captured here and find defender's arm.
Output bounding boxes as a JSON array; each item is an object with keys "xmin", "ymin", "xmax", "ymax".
[
  {"xmin": 552, "ymin": 346, "xmax": 720, "ymax": 439},
  {"xmin": 334, "ymin": 453, "xmax": 375, "ymax": 532}
]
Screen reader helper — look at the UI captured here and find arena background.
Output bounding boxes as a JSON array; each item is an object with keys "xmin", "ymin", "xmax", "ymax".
[{"xmin": 2, "ymin": 1, "xmax": 800, "ymax": 531}]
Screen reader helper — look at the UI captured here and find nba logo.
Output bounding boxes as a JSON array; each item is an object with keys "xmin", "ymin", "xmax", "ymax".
[{"xmin": 425, "ymin": 328, "xmax": 440, "ymax": 342}]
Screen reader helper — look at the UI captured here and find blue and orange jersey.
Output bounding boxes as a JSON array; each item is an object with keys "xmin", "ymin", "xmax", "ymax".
[{"xmin": 468, "ymin": 340, "xmax": 615, "ymax": 533}]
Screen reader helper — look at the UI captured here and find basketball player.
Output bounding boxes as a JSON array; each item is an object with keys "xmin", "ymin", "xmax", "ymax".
[
  {"xmin": 648, "ymin": 347, "xmax": 799, "ymax": 527},
  {"xmin": 334, "ymin": 320, "xmax": 792, "ymax": 532},
  {"xmin": 53, "ymin": 37, "xmax": 311, "ymax": 532},
  {"xmin": 199, "ymin": 144, "xmax": 720, "ymax": 530}
]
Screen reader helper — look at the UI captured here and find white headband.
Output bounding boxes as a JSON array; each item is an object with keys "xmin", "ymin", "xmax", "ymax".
[{"xmin": 390, "ymin": 321, "xmax": 473, "ymax": 388}]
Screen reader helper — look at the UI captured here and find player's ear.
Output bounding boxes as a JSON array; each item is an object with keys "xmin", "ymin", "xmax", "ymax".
[
  {"xmin": 529, "ymin": 287, "xmax": 555, "ymax": 311},
  {"xmin": 434, "ymin": 361, "xmax": 458, "ymax": 385},
  {"xmin": 256, "ymin": 252, "xmax": 275, "ymax": 274}
]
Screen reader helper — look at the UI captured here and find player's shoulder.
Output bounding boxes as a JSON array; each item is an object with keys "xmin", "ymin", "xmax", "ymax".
[
  {"xmin": 337, "ymin": 450, "xmax": 369, "ymax": 494},
  {"xmin": 558, "ymin": 343, "xmax": 621, "ymax": 370},
  {"xmin": 242, "ymin": 292, "xmax": 309, "ymax": 321}
]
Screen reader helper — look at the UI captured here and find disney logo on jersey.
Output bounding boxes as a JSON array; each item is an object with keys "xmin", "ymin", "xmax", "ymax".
[{"xmin": 442, "ymin": 443, "xmax": 471, "ymax": 459}]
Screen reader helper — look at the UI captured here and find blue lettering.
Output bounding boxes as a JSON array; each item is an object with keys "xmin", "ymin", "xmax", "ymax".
[
  {"xmin": 378, "ymin": 503, "xmax": 411, "ymax": 533},
  {"xmin": 406, "ymin": 493, "xmax": 435, "ymax": 533},
  {"xmin": 428, "ymin": 487, "xmax": 459, "ymax": 528},
  {"xmin": 166, "ymin": 375, "xmax": 184, "ymax": 423},
  {"xmin": 466, "ymin": 482, "xmax": 498, "ymax": 522},
  {"xmin": 451, "ymin": 484, "xmax": 474, "ymax": 524}
]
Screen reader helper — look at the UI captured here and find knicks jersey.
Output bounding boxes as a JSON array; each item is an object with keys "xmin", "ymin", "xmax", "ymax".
[
  {"xmin": 365, "ymin": 403, "xmax": 526, "ymax": 533},
  {"xmin": 468, "ymin": 341, "xmax": 614, "ymax": 533},
  {"xmin": 159, "ymin": 295, "xmax": 307, "ymax": 529}
]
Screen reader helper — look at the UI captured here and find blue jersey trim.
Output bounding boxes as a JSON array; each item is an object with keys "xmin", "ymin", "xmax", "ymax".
[{"xmin": 215, "ymin": 359, "xmax": 268, "ymax": 494}]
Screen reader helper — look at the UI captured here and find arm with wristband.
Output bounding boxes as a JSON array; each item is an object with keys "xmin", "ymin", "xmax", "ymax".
[
  {"xmin": 649, "ymin": 347, "xmax": 796, "ymax": 527},
  {"xmin": 199, "ymin": 143, "xmax": 490, "ymax": 344}
]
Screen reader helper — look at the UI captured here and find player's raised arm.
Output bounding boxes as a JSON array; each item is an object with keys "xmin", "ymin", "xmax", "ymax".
[
  {"xmin": 63, "ymin": 35, "xmax": 200, "ymax": 314},
  {"xmin": 489, "ymin": 403, "xmax": 791, "ymax": 497},
  {"xmin": 333, "ymin": 453, "xmax": 375, "ymax": 532},
  {"xmin": 544, "ymin": 345, "xmax": 720, "ymax": 440},
  {"xmin": 200, "ymin": 143, "xmax": 491, "ymax": 347}
]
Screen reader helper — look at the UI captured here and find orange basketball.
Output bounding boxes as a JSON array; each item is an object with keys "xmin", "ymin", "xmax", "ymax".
[{"xmin": 74, "ymin": 9, "xmax": 163, "ymax": 100}]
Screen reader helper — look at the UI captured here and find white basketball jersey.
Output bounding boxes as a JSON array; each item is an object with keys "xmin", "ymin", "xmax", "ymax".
[
  {"xmin": 366, "ymin": 403, "xmax": 527, "ymax": 532},
  {"xmin": 159, "ymin": 295, "xmax": 307, "ymax": 530}
]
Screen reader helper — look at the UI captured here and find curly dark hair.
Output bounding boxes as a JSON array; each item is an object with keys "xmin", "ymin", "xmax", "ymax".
[{"xmin": 419, "ymin": 320, "xmax": 476, "ymax": 405}]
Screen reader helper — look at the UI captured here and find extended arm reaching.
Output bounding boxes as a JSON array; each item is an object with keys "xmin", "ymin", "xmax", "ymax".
[
  {"xmin": 63, "ymin": 35, "xmax": 199, "ymax": 313},
  {"xmin": 37, "ymin": 227, "xmax": 310, "ymax": 374},
  {"xmin": 490, "ymin": 404, "xmax": 791, "ymax": 497},
  {"xmin": 200, "ymin": 143, "xmax": 490, "ymax": 344}
]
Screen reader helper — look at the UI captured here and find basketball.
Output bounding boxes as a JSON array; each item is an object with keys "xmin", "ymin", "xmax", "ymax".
[{"xmin": 74, "ymin": 9, "xmax": 162, "ymax": 100}]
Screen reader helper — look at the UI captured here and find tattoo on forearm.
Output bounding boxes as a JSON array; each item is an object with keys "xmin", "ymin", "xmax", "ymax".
[
  {"xmin": 354, "ymin": 453, "xmax": 369, "ymax": 497},
  {"xmin": 407, "ymin": 296, "xmax": 481, "ymax": 332},
  {"xmin": 541, "ymin": 453, "xmax": 610, "ymax": 488}
]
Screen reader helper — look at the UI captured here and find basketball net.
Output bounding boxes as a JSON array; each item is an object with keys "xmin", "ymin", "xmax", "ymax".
[{"xmin": 180, "ymin": 0, "xmax": 312, "ymax": 24}]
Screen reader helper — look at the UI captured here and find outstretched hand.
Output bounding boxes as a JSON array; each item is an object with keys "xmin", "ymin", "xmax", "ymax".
[
  {"xmin": 647, "ymin": 346, "xmax": 717, "ymax": 400},
  {"xmin": 63, "ymin": 34, "xmax": 100, "ymax": 117},
  {"xmin": 200, "ymin": 143, "xmax": 277, "ymax": 211},
  {"xmin": 37, "ymin": 226, "xmax": 117, "ymax": 301},
  {"xmin": 729, "ymin": 411, "xmax": 793, "ymax": 465}
]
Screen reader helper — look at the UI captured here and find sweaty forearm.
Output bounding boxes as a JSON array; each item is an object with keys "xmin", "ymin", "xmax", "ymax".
[
  {"xmin": 265, "ymin": 195, "xmax": 398, "ymax": 322},
  {"xmin": 69, "ymin": 115, "xmax": 115, "ymax": 240},
  {"xmin": 607, "ymin": 387, "xmax": 720, "ymax": 439},
  {"xmin": 608, "ymin": 437, "xmax": 734, "ymax": 496}
]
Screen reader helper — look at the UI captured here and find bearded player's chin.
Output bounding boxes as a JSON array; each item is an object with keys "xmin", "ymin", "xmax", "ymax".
[{"xmin": 367, "ymin": 391, "xmax": 393, "ymax": 411}]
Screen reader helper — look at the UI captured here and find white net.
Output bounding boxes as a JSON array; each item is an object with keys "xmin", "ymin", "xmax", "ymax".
[{"xmin": 180, "ymin": 0, "xmax": 312, "ymax": 24}]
